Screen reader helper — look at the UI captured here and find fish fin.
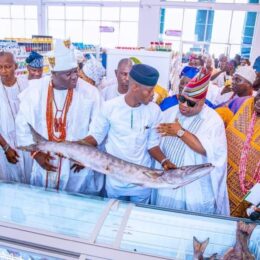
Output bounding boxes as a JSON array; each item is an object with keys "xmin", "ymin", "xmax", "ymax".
[
  {"xmin": 142, "ymin": 171, "xmax": 162, "ymax": 179},
  {"xmin": 29, "ymin": 124, "xmax": 48, "ymax": 143}
]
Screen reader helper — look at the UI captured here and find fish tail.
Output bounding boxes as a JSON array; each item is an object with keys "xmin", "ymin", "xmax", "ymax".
[{"xmin": 29, "ymin": 124, "xmax": 48, "ymax": 143}]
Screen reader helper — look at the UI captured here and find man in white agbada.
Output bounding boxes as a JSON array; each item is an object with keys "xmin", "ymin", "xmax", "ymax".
[
  {"xmin": 83, "ymin": 64, "xmax": 176, "ymax": 203},
  {"xmin": 15, "ymin": 40, "xmax": 103, "ymax": 193},
  {"xmin": 0, "ymin": 51, "xmax": 31, "ymax": 183},
  {"xmin": 154, "ymin": 67, "xmax": 229, "ymax": 215},
  {"xmin": 101, "ymin": 58, "xmax": 132, "ymax": 101}
]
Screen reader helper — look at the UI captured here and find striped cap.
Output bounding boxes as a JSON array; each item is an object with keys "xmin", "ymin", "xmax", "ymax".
[{"xmin": 182, "ymin": 67, "xmax": 212, "ymax": 99}]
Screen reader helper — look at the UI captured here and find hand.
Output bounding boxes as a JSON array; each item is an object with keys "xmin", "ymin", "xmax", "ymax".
[
  {"xmin": 71, "ymin": 163, "xmax": 85, "ymax": 173},
  {"xmin": 162, "ymin": 160, "xmax": 176, "ymax": 171},
  {"xmin": 5, "ymin": 147, "xmax": 20, "ymax": 164},
  {"xmin": 157, "ymin": 118, "xmax": 182, "ymax": 137},
  {"xmin": 34, "ymin": 151, "xmax": 57, "ymax": 172},
  {"xmin": 221, "ymin": 85, "xmax": 232, "ymax": 95}
]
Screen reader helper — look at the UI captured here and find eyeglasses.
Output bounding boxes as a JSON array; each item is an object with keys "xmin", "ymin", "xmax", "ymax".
[{"xmin": 178, "ymin": 95, "xmax": 197, "ymax": 108}]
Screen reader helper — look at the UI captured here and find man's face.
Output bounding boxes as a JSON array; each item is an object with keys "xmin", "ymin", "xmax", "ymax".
[
  {"xmin": 135, "ymin": 84, "xmax": 155, "ymax": 105},
  {"xmin": 27, "ymin": 65, "xmax": 43, "ymax": 80},
  {"xmin": 178, "ymin": 76, "xmax": 191, "ymax": 94},
  {"xmin": 178, "ymin": 93, "xmax": 205, "ymax": 117},
  {"xmin": 115, "ymin": 64, "xmax": 132, "ymax": 94},
  {"xmin": 232, "ymin": 74, "xmax": 252, "ymax": 96},
  {"xmin": 52, "ymin": 67, "xmax": 78, "ymax": 90},
  {"xmin": 0, "ymin": 53, "xmax": 17, "ymax": 82}
]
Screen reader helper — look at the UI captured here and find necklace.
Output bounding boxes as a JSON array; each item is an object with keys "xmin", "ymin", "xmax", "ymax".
[
  {"xmin": 46, "ymin": 82, "xmax": 73, "ymax": 142},
  {"xmin": 238, "ymin": 111, "xmax": 260, "ymax": 194},
  {"xmin": 1, "ymin": 79, "xmax": 21, "ymax": 122},
  {"xmin": 45, "ymin": 82, "xmax": 73, "ymax": 190}
]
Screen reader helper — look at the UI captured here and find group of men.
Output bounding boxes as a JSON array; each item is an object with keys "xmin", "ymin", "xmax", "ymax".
[{"xmin": 0, "ymin": 40, "xmax": 259, "ymax": 218}]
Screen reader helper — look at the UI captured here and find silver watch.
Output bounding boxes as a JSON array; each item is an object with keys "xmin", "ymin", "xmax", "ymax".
[{"xmin": 177, "ymin": 128, "xmax": 185, "ymax": 138}]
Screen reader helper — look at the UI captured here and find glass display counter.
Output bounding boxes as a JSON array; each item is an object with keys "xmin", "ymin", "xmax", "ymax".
[{"xmin": 0, "ymin": 182, "xmax": 259, "ymax": 260}]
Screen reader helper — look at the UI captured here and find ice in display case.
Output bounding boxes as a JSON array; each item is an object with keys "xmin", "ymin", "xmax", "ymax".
[{"xmin": 0, "ymin": 181, "xmax": 259, "ymax": 260}]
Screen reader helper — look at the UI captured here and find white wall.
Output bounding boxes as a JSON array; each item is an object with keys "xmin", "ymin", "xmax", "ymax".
[{"xmin": 138, "ymin": 0, "xmax": 161, "ymax": 47}]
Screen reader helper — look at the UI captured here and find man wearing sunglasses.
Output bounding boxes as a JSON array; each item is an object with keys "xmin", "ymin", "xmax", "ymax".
[{"xmin": 153, "ymin": 67, "xmax": 229, "ymax": 216}]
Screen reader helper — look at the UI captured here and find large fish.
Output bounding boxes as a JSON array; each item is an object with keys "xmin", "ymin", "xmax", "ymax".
[{"xmin": 17, "ymin": 126, "xmax": 214, "ymax": 189}]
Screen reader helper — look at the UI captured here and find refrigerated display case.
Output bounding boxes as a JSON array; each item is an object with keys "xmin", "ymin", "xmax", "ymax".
[{"xmin": 0, "ymin": 182, "xmax": 259, "ymax": 260}]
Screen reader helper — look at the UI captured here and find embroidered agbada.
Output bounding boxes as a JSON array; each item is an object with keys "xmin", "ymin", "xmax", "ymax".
[
  {"xmin": 226, "ymin": 97, "xmax": 260, "ymax": 217},
  {"xmin": 153, "ymin": 105, "xmax": 229, "ymax": 215},
  {"xmin": 0, "ymin": 76, "xmax": 32, "ymax": 183},
  {"xmin": 15, "ymin": 76, "xmax": 103, "ymax": 193}
]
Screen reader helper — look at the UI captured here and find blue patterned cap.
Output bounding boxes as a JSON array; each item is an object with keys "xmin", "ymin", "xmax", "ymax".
[
  {"xmin": 26, "ymin": 51, "xmax": 44, "ymax": 68},
  {"xmin": 130, "ymin": 64, "xmax": 159, "ymax": 87}
]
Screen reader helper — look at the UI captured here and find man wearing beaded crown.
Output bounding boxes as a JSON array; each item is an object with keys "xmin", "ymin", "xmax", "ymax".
[
  {"xmin": 16, "ymin": 39, "xmax": 103, "ymax": 193},
  {"xmin": 0, "ymin": 50, "xmax": 31, "ymax": 183},
  {"xmin": 154, "ymin": 67, "xmax": 229, "ymax": 215}
]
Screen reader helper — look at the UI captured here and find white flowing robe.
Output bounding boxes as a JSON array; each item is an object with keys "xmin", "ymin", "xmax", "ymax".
[
  {"xmin": 0, "ymin": 76, "xmax": 32, "ymax": 183},
  {"xmin": 15, "ymin": 77, "xmax": 104, "ymax": 194},
  {"xmin": 88, "ymin": 95, "xmax": 162, "ymax": 200},
  {"xmin": 153, "ymin": 105, "xmax": 230, "ymax": 216}
]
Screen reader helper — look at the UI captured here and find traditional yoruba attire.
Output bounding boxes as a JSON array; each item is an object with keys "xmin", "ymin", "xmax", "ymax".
[
  {"xmin": 26, "ymin": 51, "xmax": 44, "ymax": 69},
  {"xmin": 215, "ymin": 66, "xmax": 256, "ymax": 126},
  {"xmin": 160, "ymin": 67, "xmax": 214, "ymax": 111},
  {"xmin": 15, "ymin": 40, "xmax": 103, "ymax": 193},
  {"xmin": 20, "ymin": 51, "xmax": 44, "ymax": 84},
  {"xmin": 89, "ymin": 64, "xmax": 162, "ymax": 203},
  {"xmin": 153, "ymin": 68, "xmax": 229, "ymax": 215},
  {"xmin": 0, "ymin": 76, "xmax": 32, "ymax": 183},
  {"xmin": 82, "ymin": 55, "xmax": 105, "ymax": 89},
  {"xmin": 226, "ymin": 97, "xmax": 260, "ymax": 217}
]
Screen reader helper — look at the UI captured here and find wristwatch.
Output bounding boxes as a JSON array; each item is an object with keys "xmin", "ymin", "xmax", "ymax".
[{"xmin": 176, "ymin": 128, "xmax": 185, "ymax": 138}]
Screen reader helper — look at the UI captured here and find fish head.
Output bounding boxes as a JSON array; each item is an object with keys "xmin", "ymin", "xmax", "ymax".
[{"xmin": 161, "ymin": 163, "xmax": 214, "ymax": 188}]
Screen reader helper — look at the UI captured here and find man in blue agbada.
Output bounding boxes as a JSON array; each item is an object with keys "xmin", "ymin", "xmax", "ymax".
[{"xmin": 25, "ymin": 51, "xmax": 44, "ymax": 80}]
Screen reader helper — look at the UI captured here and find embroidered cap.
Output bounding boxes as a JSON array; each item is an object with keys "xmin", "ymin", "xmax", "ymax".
[
  {"xmin": 51, "ymin": 39, "xmax": 77, "ymax": 71},
  {"xmin": 26, "ymin": 51, "xmax": 44, "ymax": 68},
  {"xmin": 82, "ymin": 55, "xmax": 105, "ymax": 86},
  {"xmin": 235, "ymin": 66, "xmax": 256, "ymax": 85},
  {"xmin": 129, "ymin": 64, "xmax": 159, "ymax": 87},
  {"xmin": 182, "ymin": 67, "xmax": 211, "ymax": 99}
]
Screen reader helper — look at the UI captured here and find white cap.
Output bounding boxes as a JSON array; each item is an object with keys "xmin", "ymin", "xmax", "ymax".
[
  {"xmin": 82, "ymin": 55, "xmax": 105, "ymax": 86},
  {"xmin": 52, "ymin": 39, "xmax": 77, "ymax": 71},
  {"xmin": 235, "ymin": 66, "xmax": 256, "ymax": 85}
]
